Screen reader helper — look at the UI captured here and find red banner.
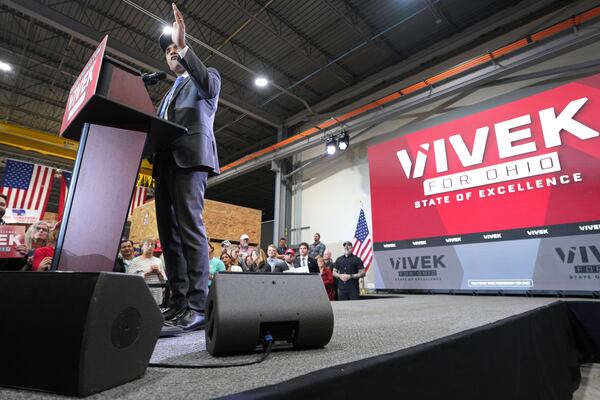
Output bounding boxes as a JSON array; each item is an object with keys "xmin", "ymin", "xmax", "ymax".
[
  {"xmin": 59, "ymin": 35, "xmax": 108, "ymax": 136},
  {"xmin": 0, "ymin": 225, "xmax": 26, "ymax": 258},
  {"xmin": 369, "ymin": 73, "xmax": 600, "ymax": 243}
]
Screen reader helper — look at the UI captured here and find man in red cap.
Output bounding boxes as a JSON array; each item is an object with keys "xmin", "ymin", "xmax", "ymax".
[{"xmin": 153, "ymin": 3, "xmax": 221, "ymax": 334}]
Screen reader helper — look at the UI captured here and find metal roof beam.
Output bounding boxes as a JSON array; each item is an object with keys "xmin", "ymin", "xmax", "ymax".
[
  {"xmin": 208, "ymin": 18, "xmax": 600, "ymax": 187},
  {"xmin": 1, "ymin": 0, "xmax": 282, "ymax": 128}
]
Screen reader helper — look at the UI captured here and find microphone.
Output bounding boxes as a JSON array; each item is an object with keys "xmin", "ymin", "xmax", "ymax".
[{"xmin": 142, "ymin": 71, "xmax": 167, "ymax": 86}]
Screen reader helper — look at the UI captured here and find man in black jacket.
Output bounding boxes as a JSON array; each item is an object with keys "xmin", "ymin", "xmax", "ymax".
[{"xmin": 293, "ymin": 242, "xmax": 319, "ymax": 273}]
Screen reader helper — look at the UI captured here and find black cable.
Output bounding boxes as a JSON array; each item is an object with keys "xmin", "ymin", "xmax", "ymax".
[{"xmin": 148, "ymin": 334, "xmax": 273, "ymax": 369}]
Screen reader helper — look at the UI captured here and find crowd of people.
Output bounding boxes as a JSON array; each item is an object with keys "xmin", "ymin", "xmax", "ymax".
[{"xmin": 1, "ymin": 194, "xmax": 366, "ymax": 303}]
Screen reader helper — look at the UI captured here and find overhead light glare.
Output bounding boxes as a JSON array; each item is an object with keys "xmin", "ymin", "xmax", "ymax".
[
  {"xmin": 162, "ymin": 26, "xmax": 173, "ymax": 35},
  {"xmin": 326, "ymin": 139, "xmax": 337, "ymax": 155},
  {"xmin": 254, "ymin": 77, "xmax": 268, "ymax": 87},
  {"xmin": 0, "ymin": 61, "xmax": 12, "ymax": 72},
  {"xmin": 337, "ymin": 131, "xmax": 349, "ymax": 151}
]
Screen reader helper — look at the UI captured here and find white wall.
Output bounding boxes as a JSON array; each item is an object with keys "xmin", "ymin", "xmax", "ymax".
[{"xmin": 289, "ymin": 5, "xmax": 600, "ymax": 287}]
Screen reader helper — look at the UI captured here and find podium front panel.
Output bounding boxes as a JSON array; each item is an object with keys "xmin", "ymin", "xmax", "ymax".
[{"xmin": 55, "ymin": 123, "xmax": 147, "ymax": 272}]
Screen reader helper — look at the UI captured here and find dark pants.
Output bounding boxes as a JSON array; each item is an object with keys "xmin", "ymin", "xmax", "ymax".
[
  {"xmin": 338, "ymin": 288, "xmax": 360, "ymax": 301},
  {"xmin": 155, "ymin": 152, "xmax": 210, "ymax": 312}
]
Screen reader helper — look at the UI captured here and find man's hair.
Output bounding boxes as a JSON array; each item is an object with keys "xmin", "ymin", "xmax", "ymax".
[
  {"xmin": 299, "ymin": 242, "xmax": 309, "ymax": 249},
  {"xmin": 0, "ymin": 193, "xmax": 7, "ymax": 202},
  {"xmin": 143, "ymin": 238, "xmax": 156, "ymax": 247},
  {"xmin": 120, "ymin": 239, "xmax": 134, "ymax": 247},
  {"xmin": 279, "ymin": 237, "xmax": 286, "ymax": 241},
  {"xmin": 314, "ymin": 232, "xmax": 320, "ymax": 236},
  {"xmin": 267, "ymin": 244, "xmax": 277, "ymax": 251}
]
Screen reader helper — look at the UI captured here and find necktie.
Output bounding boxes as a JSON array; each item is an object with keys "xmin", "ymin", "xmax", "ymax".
[
  {"xmin": 302, "ymin": 257, "xmax": 306, "ymax": 267},
  {"xmin": 159, "ymin": 75, "xmax": 185, "ymax": 118}
]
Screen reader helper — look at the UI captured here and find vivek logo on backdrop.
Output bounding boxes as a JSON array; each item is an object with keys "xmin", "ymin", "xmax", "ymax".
[
  {"xmin": 555, "ymin": 246, "xmax": 600, "ymax": 277},
  {"xmin": 396, "ymin": 97, "xmax": 598, "ymax": 197},
  {"xmin": 389, "ymin": 254, "xmax": 446, "ymax": 278}
]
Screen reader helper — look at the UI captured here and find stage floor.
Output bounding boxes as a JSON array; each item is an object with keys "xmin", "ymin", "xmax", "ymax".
[{"xmin": 1, "ymin": 294, "xmax": 598, "ymax": 399}]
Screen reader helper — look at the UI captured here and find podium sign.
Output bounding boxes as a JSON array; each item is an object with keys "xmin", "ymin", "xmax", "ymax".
[{"xmin": 60, "ymin": 36, "xmax": 107, "ymax": 135}]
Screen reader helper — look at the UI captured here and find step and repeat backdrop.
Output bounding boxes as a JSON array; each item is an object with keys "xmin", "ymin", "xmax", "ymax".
[{"xmin": 369, "ymin": 73, "xmax": 600, "ymax": 293}]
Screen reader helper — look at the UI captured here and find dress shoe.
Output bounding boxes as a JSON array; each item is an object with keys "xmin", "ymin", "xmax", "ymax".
[
  {"xmin": 159, "ymin": 323, "xmax": 183, "ymax": 338},
  {"xmin": 162, "ymin": 306, "xmax": 186, "ymax": 321},
  {"xmin": 174, "ymin": 309, "xmax": 206, "ymax": 332}
]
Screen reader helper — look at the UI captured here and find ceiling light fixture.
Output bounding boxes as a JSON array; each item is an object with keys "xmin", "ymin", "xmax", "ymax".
[
  {"xmin": 325, "ymin": 139, "xmax": 337, "ymax": 155},
  {"xmin": 337, "ymin": 131, "xmax": 349, "ymax": 151},
  {"xmin": 254, "ymin": 77, "xmax": 269, "ymax": 87},
  {"xmin": 0, "ymin": 61, "xmax": 12, "ymax": 72},
  {"xmin": 162, "ymin": 26, "xmax": 173, "ymax": 35}
]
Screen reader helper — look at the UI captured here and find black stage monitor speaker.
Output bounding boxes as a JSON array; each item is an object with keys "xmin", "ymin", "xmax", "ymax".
[
  {"xmin": 206, "ymin": 272, "xmax": 334, "ymax": 356},
  {"xmin": 0, "ymin": 272, "xmax": 163, "ymax": 397}
]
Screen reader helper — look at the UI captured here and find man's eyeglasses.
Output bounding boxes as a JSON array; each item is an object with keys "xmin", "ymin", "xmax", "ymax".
[{"xmin": 36, "ymin": 227, "xmax": 49, "ymax": 232}]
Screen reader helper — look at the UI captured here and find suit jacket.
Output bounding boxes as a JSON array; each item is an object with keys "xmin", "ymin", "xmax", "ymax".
[
  {"xmin": 156, "ymin": 46, "xmax": 221, "ymax": 176},
  {"xmin": 293, "ymin": 255, "xmax": 319, "ymax": 273}
]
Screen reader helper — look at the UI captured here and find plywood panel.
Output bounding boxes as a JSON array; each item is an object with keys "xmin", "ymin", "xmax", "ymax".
[{"xmin": 129, "ymin": 199, "xmax": 262, "ymax": 251}]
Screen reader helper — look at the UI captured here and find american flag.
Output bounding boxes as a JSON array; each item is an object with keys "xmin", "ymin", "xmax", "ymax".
[
  {"xmin": 129, "ymin": 185, "xmax": 148, "ymax": 217},
  {"xmin": 1, "ymin": 159, "xmax": 54, "ymax": 216},
  {"xmin": 58, "ymin": 171, "xmax": 72, "ymax": 220},
  {"xmin": 352, "ymin": 208, "xmax": 373, "ymax": 272}
]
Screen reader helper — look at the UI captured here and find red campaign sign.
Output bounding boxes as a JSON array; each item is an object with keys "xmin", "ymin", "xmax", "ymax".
[
  {"xmin": 0, "ymin": 225, "xmax": 26, "ymax": 258},
  {"xmin": 59, "ymin": 35, "xmax": 108, "ymax": 136},
  {"xmin": 368, "ymin": 73, "xmax": 600, "ymax": 243}
]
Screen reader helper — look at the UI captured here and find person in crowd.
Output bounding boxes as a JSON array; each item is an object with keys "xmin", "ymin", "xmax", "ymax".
[
  {"xmin": 309, "ymin": 232, "xmax": 326, "ymax": 258},
  {"xmin": 220, "ymin": 252, "xmax": 242, "ymax": 272},
  {"xmin": 32, "ymin": 221, "xmax": 60, "ymax": 271},
  {"xmin": 333, "ymin": 241, "xmax": 365, "ymax": 300},
  {"xmin": 22, "ymin": 220, "xmax": 50, "ymax": 270},
  {"xmin": 154, "ymin": 3, "xmax": 221, "ymax": 333},
  {"xmin": 128, "ymin": 238, "xmax": 167, "ymax": 305},
  {"xmin": 244, "ymin": 254, "xmax": 254, "ymax": 271},
  {"xmin": 208, "ymin": 242, "xmax": 226, "ymax": 286},
  {"xmin": 323, "ymin": 249, "xmax": 335, "ymax": 269},
  {"xmin": 0, "ymin": 194, "xmax": 28, "ymax": 270},
  {"xmin": 0, "ymin": 193, "xmax": 6, "ymax": 225},
  {"xmin": 294, "ymin": 242, "xmax": 319, "ymax": 273},
  {"xmin": 323, "ymin": 248, "xmax": 337, "ymax": 299},
  {"xmin": 25, "ymin": 220, "xmax": 49, "ymax": 251},
  {"xmin": 114, "ymin": 239, "xmax": 136, "ymax": 273},
  {"xmin": 282, "ymin": 248, "xmax": 295, "ymax": 271},
  {"xmin": 248, "ymin": 248, "xmax": 271, "ymax": 272},
  {"xmin": 266, "ymin": 244, "xmax": 285, "ymax": 272},
  {"xmin": 221, "ymin": 240, "xmax": 231, "ymax": 255},
  {"xmin": 317, "ymin": 256, "xmax": 335, "ymax": 300},
  {"xmin": 228, "ymin": 244, "xmax": 241, "ymax": 264},
  {"xmin": 239, "ymin": 233, "xmax": 254, "ymax": 259},
  {"xmin": 276, "ymin": 237, "xmax": 287, "ymax": 259}
]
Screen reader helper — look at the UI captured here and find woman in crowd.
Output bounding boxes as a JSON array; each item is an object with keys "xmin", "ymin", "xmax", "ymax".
[
  {"xmin": 220, "ymin": 252, "xmax": 242, "ymax": 272},
  {"xmin": 248, "ymin": 248, "xmax": 271, "ymax": 273},
  {"xmin": 32, "ymin": 221, "xmax": 60, "ymax": 271},
  {"xmin": 23, "ymin": 220, "xmax": 50, "ymax": 270},
  {"xmin": 127, "ymin": 238, "xmax": 167, "ymax": 305},
  {"xmin": 227, "ymin": 244, "xmax": 244, "ymax": 272},
  {"xmin": 317, "ymin": 255, "xmax": 335, "ymax": 300}
]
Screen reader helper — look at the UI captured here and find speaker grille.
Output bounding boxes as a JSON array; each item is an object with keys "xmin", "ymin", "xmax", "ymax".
[{"xmin": 111, "ymin": 307, "xmax": 142, "ymax": 349}]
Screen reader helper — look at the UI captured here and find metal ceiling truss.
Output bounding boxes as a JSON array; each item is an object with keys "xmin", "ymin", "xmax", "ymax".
[
  {"xmin": 207, "ymin": 18, "xmax": 600, "ymax": 187},
  {"xmin": 0, "ymin": 0, "xmax": 283, "ymax": 128}
]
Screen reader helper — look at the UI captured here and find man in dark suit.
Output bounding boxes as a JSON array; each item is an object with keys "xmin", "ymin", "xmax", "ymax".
[
  {"xmin": 154, "ymin": 3, "xmax": 221, "ymax": 333},
  {"xmin": 293, "ymin": 242, "xmax": 319, "ymax": 273}
]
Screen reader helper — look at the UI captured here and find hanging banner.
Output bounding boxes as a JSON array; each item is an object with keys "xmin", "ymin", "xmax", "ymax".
[{"xmin": 368, "ymin": 73, "xmax": 600, "ymax": 292}]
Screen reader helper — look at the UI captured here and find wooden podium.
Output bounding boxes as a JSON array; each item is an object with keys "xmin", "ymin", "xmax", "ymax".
[{"xmin": 52, "ymin": 36, "xmax": 185, "ymax": 272}]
